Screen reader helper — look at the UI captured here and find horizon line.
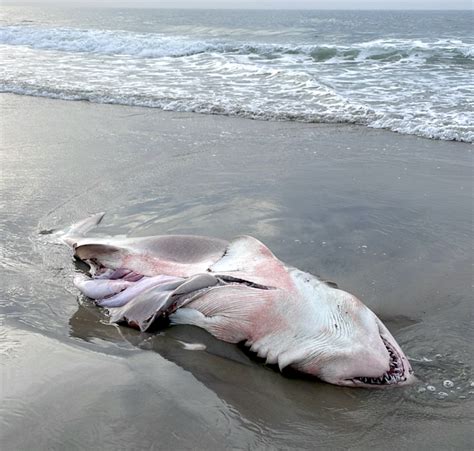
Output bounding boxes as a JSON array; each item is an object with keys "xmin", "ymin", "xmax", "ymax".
[{"xmin": 2, "ymin": 3, "xmax": 473, "ymax": 11}]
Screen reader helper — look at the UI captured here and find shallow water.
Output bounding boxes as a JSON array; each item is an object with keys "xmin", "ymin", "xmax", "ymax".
[
  {"xmin": 1, "ymin": 94, "xmax": 473, "ymax": 449},
  {"xmin": 1, "ymin": 7, "xmax": 473, "ymax": 141}
]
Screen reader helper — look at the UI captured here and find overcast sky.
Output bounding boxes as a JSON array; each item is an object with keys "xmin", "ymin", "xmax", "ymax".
[{"xmin": 5, "ymin": 0, "xmax": 473, "ymax": 9}]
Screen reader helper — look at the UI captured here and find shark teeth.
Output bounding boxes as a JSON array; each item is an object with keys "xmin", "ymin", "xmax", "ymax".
[{"xmin": 353, "ymin": 337, "xmax": 407, "ymax": 385}]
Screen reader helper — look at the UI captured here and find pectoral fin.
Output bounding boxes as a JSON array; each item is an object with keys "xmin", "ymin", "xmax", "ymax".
[
  {"xmin": 170, "ymin": 284, "xmax": 287, "ymax": 344},
  {"xmin": 108, "ymin": 284, "xmax": 178, "ymax": 331}
]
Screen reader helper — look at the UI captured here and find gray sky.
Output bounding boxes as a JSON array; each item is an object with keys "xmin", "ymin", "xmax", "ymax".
[{"xmin": 5, "ymin": 0, "xmax": 473, "ymax": 9}]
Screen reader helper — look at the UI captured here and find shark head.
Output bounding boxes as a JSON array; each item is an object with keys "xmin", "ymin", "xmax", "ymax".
[{"xmin": 288, "ymin": 270, "xmax": 415, "ymax": 387}]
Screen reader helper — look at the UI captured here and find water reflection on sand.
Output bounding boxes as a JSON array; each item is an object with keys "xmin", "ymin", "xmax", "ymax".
[{"xmin": 1, "ymin": 95, "xmax": 472, "ymax": 450}]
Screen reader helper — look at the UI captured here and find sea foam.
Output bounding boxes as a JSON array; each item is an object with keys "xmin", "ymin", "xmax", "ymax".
[{"xmin": 1, "ymin": 25, "xmax": 472, "ymax": 142}]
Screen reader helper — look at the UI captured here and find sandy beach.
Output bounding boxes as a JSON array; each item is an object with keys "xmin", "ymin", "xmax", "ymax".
[{"xmin": 1, "ymin": 93, "xmax": 473, "ymax": 450}]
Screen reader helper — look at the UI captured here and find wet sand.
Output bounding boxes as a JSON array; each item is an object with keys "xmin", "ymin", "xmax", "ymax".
[{"xmin": 1, "ymin": 93, "xmax": 473, "ymax": 450}]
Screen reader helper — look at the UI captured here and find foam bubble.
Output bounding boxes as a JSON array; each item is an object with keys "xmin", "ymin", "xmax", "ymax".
[{"xmin": 443, "ymin": 380, "xmax": 454, "ymax": 388}]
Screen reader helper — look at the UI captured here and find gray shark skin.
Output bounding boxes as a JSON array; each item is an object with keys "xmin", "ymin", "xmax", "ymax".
[{"xmin": 61, "ymin": 213, "xmax": 414, "ymax": 388}]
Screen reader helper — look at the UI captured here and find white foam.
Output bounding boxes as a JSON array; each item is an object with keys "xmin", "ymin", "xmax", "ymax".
[
  {"xmin": 1, "ymin": 26, "xmax": 472, "ymax": 62},
  {"xmin": 0, "ymin": 26, "xmax": 230, "ymax": 58},
  {"xmin": 0, "ymin": 26, "xmax": 472, "ymax": 143}
]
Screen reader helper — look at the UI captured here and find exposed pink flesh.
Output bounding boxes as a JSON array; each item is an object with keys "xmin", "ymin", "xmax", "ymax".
[
  {"xmin": 97, "ymin": 275, "xmax": 183, "ymax": 308},
  {"xmin": 105, "ymin": 273, "xmax": 220, "ymax": 331},
  {"xmin": 122, "ymin": 272, "xmax": 144, "ymax": 282},
  {"xmin": 94, "ymin": 268, "xmax": 131, "ymax": 280},
  {"xmin": 73, "ymin": 274, "xmax": 130, "ymax": 299}
]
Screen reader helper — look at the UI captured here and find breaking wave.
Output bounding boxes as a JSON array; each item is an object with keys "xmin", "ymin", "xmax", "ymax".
[
  {"xmin": 1, "ymin": 26, "xmax": 472, "ymax": 63},
  {"xmin": 0, "ymin": 25, "xmax": 473, "ymax": 142},
  {"xmin": 2, "ymin": 81, "xmax": 471, "ymax": 142}
]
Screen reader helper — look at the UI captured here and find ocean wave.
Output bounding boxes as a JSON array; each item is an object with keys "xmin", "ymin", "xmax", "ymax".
[
  {"xmin": 1, "ymin": 25, "xmax": 472, "ymax": 143},
  {"xmin": 1, "ymin": 25, "xmax": 472, "ymax": 64},
  {"xmin": 309, "ymin": 38, "xmax": 474, "ymax": 64},
  {"xmin": 0, "ymin": 26, "xmax": 227, "ymax": 58},
  {"xmin": 1, "ymin": 82, "xmax": 472, "ymax": 143}
]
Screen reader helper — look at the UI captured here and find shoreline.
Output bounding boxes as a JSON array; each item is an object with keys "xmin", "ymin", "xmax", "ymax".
[
  {"xmin": 2, "ymin": 90, "xmax": 472, "ymax": 144},
  {"xmin": 1, "ymin": 92, "xmax": 472, "ymax": 450}
]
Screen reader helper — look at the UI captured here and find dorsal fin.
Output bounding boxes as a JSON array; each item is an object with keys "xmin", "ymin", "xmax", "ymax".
[
  {"xmin": 209, "ymin": 236, "xmax": 293, "ymax": 290},
  {"xmin": 209, "ymin": 236, "xmax": 276, "ymax": 273},
  {"xmin": 60, "ymin": 212, "xmax": 105, "ymax": 247}
]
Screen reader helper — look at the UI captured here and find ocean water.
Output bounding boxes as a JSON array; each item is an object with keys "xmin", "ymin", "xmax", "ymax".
[{"xmin": 1, "ymin": 7, "xmax": 473, "ymax": 142}]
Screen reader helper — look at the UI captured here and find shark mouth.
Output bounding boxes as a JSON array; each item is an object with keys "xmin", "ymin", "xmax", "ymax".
[{"xmin": 352, "ymin": 337, "xmax": 409, "ymax": 386}]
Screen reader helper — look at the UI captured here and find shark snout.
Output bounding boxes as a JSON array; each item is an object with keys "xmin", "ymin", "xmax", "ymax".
[
  {"xmin": 357, "ymin": 343, "xmax": 391, "ymax": 378},
  {"xmin": 317, "ymin": 300, "xmax": 414, "ymax": 387}
]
